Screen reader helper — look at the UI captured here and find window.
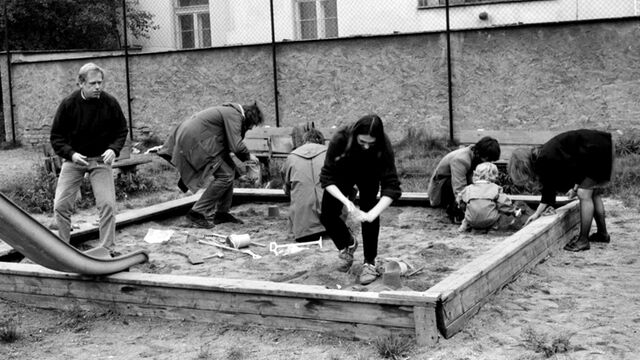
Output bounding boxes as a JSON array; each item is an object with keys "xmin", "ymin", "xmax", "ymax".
[
  {"xmin": 295, "ymin": 0, "xmax": 338, "ymax": 40},
  {"xmin": 176, "ymin": 0, "xmax": 211, "ymax": 49},
  {"xmin": 418, "ymin": 0, "xmax": 532, "ymax": 8}
]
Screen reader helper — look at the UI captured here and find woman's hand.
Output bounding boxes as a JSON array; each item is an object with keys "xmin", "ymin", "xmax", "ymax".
[
  {"xmin": 524, "ymin": 213, "xmax": 539, "ymax": 226},
  {"xmin": 524, "ymin": 204, "xmax": 556, "ymax": 226},
  {"xmin": 565, "ymin": 186, "xmax": 578, "ymax": 200},
  {"xmin": 355, "ymin": 210, "xmax": 377, "ymax": 223},
  {"xmin": 343, "ymin": 200, "xmax": 357, "ymax": 214}
]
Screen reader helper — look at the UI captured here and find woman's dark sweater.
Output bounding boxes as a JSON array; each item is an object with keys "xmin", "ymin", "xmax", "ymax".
[{"xmin": 535, "ymin": 129, "xmax": 613, "ymax": 206}]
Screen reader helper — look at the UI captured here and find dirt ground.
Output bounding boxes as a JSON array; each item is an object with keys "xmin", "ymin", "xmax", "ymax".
[{"xmin": 1, "ymin": 148, "xmax": 639, "ymax": 359}]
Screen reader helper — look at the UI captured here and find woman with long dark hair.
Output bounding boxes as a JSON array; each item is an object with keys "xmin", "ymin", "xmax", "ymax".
[{"xmin": 320, "ymin": 114, "xmax": 402, "ymax": 285}]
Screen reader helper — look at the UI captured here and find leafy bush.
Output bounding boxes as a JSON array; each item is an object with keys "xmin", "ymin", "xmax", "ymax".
[
  {"xmin": 3, "ymin": 163, "xmax": 165, "ymax": 214},
  {"xmin": 4, "ymin": 165, "xmax": 59, "ymax": 213}
]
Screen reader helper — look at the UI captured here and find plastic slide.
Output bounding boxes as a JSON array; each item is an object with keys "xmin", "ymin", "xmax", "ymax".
[{"xmin": 0, "ymin": 192, "xmax": 148, "ymax": 275}]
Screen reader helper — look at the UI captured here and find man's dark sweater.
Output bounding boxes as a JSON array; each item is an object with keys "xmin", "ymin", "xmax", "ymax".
[{"xmin": 50, "ymin": 89, "xmax": 128, "ymax": 161}]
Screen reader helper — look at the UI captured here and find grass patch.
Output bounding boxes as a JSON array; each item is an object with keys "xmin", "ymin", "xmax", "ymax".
[
  {"xmin": 58, "ymin": 307, "xmax": 96, "ymax": 333},
  {"xmin": 520, "ymin": 326, "xmax": 571, "ymax": 357},
  {"xmin": 0, "ymin": 318, "xmax": 20, "ymax": 343},
  {"xmin": 373, "ymin": 333, "xmax": 415, "ymax": 359},
  {"xmin": 605, "ymin": 154, "xmax": 640, "ymax": 210},
  {"xmin": 223, "ymin": 345, "xmax": 246, "ymax": 360}
]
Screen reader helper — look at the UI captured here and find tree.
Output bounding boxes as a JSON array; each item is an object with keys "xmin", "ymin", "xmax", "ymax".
[{"xmin": 0, "ymin": 0, "xmax": 159, "ymax": 51}]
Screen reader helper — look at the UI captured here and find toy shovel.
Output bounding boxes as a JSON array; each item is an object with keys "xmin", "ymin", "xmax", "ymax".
[{"xmin": 198, "ymin": 240, "xmax": 262, "ymax": 259}]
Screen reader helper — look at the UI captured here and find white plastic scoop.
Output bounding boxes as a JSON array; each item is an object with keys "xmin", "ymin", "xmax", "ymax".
[{"xmin": 269, "ymin": 237, "xmax": 323, "ymax": 256}]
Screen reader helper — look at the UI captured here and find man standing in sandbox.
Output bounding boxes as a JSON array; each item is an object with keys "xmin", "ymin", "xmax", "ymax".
[
  {"xmin": 50, "ymin": 63, "xmax": 129, "ymax": 249},
  {"xmin": 155, "ymin": 102, "xmax": 264, "ymax": 228}
]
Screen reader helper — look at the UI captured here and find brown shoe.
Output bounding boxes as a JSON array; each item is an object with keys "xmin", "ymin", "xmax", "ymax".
[
  {"xmin": 588, "ymin": 232, "xmax": 610, "ymax": 243},
  {"xmin": 213, "ymin": 212, "xmax": 244, "ymax": 225},
  {"xmin": 564, "ymin": 239, "xmax": 590, "ymax": 252},
  {"xmin": 337, "ymin": 239, "xmax": 358, "ymax": 272},
  {"xmin": 186, "ymin": 210, "xmax": 214, "ymax": 229}
]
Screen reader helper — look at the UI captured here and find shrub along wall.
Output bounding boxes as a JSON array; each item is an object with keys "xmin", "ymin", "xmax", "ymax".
[{"xmin": 1, "ymin": 19, "xmax": 639, "ymax": 148}]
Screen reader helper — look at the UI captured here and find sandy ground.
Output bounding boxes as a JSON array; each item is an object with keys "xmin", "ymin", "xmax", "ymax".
[
  {"xmin": 0, "ymin": 148, "xmax": 638, "ymax": 359},
  {"xmin": 0, "ymin": 196, "xmax": 639, "ymax": 359}
]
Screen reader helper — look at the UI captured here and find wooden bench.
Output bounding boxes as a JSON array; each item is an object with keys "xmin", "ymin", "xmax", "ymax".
[
  {"xmin": 42, "ymin": 141, "xmax": 152, "ymax": 177},
  {"xmin": 244, "ymin": 126, "xmax": 338, "ymax": 161},
  {"xmin": 457, "ymin": 129, "xmax": 559, "ymax": 166}
]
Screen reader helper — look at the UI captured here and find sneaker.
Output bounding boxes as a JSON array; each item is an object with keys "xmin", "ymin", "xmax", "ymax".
[
  {"xmin": 359, "ymin": 263, "xmax": 379, "ymax": 285},
  {"xmin": 186, "ymin": 210, "xmax": 214, "ymax": 229},
  {"xmin": 337, "ymin": 238, "xmax": 358, "ymax": 272},
  {"xmin": 213, "ymin": 212, "xmax": 244, "ymax": 225}
]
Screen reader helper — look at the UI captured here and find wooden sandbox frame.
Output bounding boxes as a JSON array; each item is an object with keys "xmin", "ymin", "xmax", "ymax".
[{"xmin": 0, "ymin": 192, "xmax": 579, "ymax": 345}]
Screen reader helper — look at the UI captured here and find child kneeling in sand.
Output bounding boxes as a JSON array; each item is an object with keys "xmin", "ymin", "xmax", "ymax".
[{"xmin": 456, "ymin": 162, "xmax": 522, "ymax": 232}]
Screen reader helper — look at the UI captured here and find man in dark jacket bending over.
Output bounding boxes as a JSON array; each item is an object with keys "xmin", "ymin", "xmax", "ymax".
[{"xmin": 157, "ymin": 102, "xmax": 263, "ymax": 228}]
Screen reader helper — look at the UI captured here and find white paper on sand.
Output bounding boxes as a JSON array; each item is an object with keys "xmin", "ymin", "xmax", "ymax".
[{"xmin": 144, "ymin": 228, "xmax": 174, "ymax": 244}]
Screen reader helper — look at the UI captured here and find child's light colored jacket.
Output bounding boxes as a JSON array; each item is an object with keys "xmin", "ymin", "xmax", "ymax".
[{"xmin": 457, "ymin": 181, "xmax": 516, "ymax": 229}]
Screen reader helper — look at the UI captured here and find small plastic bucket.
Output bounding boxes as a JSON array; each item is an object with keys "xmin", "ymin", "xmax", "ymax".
[{"xmin": 227, "ymin": 234, "xmax": 251, "ymax": 248}]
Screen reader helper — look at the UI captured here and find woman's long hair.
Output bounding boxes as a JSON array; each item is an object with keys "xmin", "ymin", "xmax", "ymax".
[
  {"xmin": 508, "ymin": 146, "xmax": 541, "ymax": 191},
  {"xmin": 336, "ymin": 114, "xmax": 385, "ymax": 161}
]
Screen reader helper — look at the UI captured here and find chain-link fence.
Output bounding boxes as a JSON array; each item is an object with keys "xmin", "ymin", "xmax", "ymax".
[
  {"xmin": 0, "ymin": 0, "xmax": 639, "ymax": 144},
  {"xmin": 1, "ymin": 0, "xmax": 637, "ymax": 51}
]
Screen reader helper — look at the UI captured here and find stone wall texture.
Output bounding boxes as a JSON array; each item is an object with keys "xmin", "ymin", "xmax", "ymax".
[{"xmin": 1, "ymin": 20, "xmax": 639, "ymax": 147}]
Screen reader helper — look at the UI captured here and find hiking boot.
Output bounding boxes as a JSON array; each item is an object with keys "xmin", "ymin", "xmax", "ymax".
[
  {"xmin": 588, "ymin": 232, "xmax": 610, "ymax": 243},
  {"xmin": 337, "ymin": 238, "xmax": 358, "ymax": 272},
  {"xmin": 213, "ymin": 212, "xmax": 244, "ymax": 225},
  {"xmin": 186, "ymin": 210, "xmax": 214, "ymax": 229},
  {"xmin": 359, "ymin": 263, "xmax": 379, "ymax": 285}
]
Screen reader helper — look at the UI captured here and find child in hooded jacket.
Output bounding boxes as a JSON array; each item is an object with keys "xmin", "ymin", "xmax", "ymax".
[{"xmin": 457, "ymin": 162, "xmax": 521, "ymax": 232}]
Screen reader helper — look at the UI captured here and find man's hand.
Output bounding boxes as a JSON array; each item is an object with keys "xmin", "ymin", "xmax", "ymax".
[
  {"xmin": 249, "ymin": 154, "xmax": 259, "ymax": 163},
  {"xmin": 102, "ymin": 149, "xmax": 116, "ymax": 165},
  {"xmin": 71, "ymin": 152, "xmax": 89, "ymax": 166}
]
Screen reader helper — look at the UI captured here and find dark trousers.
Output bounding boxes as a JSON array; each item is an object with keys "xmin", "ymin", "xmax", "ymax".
[
  {"xmin": 440, "ymin": 178, "xmax": 464, "ymax": 223},
  {"xmin": 320, "ymin": 184, "xmax": 380, "ymax": 265}
]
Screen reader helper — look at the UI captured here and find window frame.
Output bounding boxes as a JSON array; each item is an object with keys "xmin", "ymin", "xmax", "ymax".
[
  {"xmin": 175, "ymin": 0, "xmax": 211, "ymax": 49},
  {"xmin": 294, "ymin": 0, "xmax": 338, "ymax": 40}
]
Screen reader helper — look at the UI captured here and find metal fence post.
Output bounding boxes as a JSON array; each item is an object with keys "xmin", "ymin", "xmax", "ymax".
[
  {"xmin": 445, "ymin": 0, "xmax": 454, "ymax": 144},
  {"xmin": 4, "ymin": 0, "xmax": 15, "ymax": 144},
  {"xmin": 122, "ymin": 0, "xmax": 134, "ymax": 140},
  {"xmin": 269, "ymin": 0, "xmax": 280, "ymax": 127}
]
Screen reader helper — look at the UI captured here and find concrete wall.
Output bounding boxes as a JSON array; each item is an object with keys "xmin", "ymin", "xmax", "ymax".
[{"xmin": 1, "ymin": 19, "xmax": 639, "ymax": 147}]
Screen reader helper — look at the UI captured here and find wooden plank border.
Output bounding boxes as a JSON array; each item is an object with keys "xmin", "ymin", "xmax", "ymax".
[
  {"xmin": 66, "ymin": 190, "xmax": 569, "ymax": 241},
  {"xmin": 0, "ymin": 263, "xmax": 439, "ymax": 345},
  {"xmin": 0, "ymin": 193, "xmax": 580, "ymax": 345},
  {"xmin": 424, "ymin": 200, "xmax": 580, "ymax": 338}
]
